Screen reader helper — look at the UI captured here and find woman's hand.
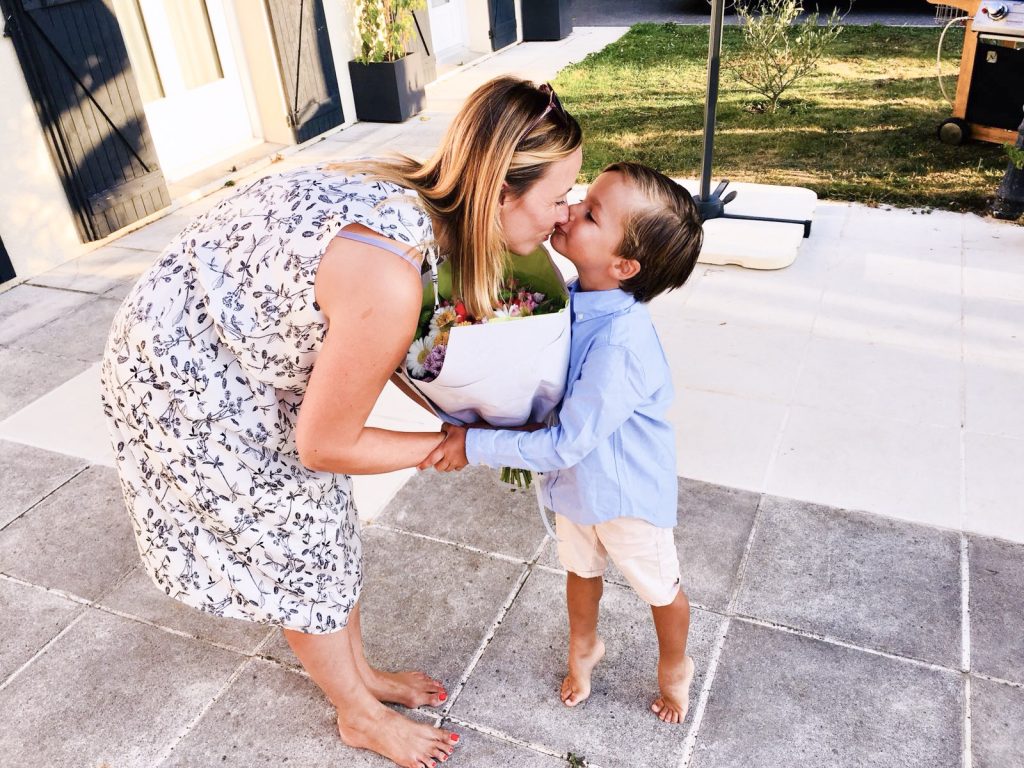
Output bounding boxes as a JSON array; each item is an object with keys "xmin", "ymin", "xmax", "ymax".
[{"xmin": 419, "ymin": 426, "xmax": 469, "ymax": 472}]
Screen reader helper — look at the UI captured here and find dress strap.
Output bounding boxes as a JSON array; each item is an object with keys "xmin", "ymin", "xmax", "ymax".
[{"xmin": 336, "ymin": 230, "xmax": 421, "ymax": 274}]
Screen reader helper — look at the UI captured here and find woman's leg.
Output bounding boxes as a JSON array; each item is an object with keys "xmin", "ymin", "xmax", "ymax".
[
  {"xmin": 560, "ymin": 572, "xmax": 606, "ymax": 707},
  {"xmin": 649, "ymin": 588, "xmax": 694, "ymax": 724},
  {"xmin": 346, "ymin": 602, "xmax": 448, "ymax": 708},
  {"xmin": 284, "ymin": 623, "xmax": 458, "ymax": 768}
]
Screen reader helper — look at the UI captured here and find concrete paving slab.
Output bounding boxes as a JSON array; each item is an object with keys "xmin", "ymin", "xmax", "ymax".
[
  {"xmin": 0, "ymin": 608, "xmax": 243, "ymax": 768},
  {"xmin": 0, "ymin": 440, "xmax": 85, "ymax": 529},
  {"xmin": 9, "ymin": 296, "xmax": 121, "ymax": 363},
  {"xmin": 0, "ymin": 346, "xmax": 91, "ymax": 421},
  {"xmin": 690, "ymin": 620, "xmax": 962, "ymax": 768},
  {"xmin": 964, "ymin": 294, "xmax": 1024, "ymax": 363},
  {"xmin": 969, "ymin": 535, "xmax": 1024, "ymax": 685},
  {"xmin": 26, "ymin": 245, "xmax": 156, "ymax": 296},
  {"xmin": 766, "ymin": 406, "xmax": 962, "ymax": 530},
  {"xmin": 0, "ymin": 284, "xmax": 95, "ymax": 346},
  {"xmin": 0, "ymin": 362, "xmax": 113, "ymax": 466},
  {"xmin": 97, "ymin": 565, "xmax": 273, "ymax": 654},
  {"xmin": 963, "ymin": 433, "xmax": 1024, "ymax": 543},
  {"xmin": 0, "ymin": 466, "xmax": 137, "ymax": 601},
  {"xmin": 0, "ymin": 576, "xmax": 83, "ymax": 682},
  {"xmin": 965, "ymin": 353, "xmax": 1024, "ymax": 440},
  {"xmin": 376, "ymin": 466, "xmax": 548, "ymax": 561},
  {"xmin": 732, "ymin": 497, "xmax": 961, "ymax": 667},
  {"xmin": 263, "ymin": 526, "xmax": 526, "ymax": 691},
  {"xmin": 450, "ymin": 568, "xmax": 725, "ymax": 768},
  {"xmin": 111, "ymin": 211, "xmax": 194, "ymax": 252},
  {"xmin": 162, "ymin": 656, "xmax": 435, "ymax": 767},
  {"xmin": 971, "ymin": 676, "xmax": 1024, "ymax": 768}
]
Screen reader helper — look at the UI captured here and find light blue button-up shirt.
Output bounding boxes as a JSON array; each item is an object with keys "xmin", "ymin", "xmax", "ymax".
[{"xmin": 465, "ymin": 282, "xmax": 678, "ymax": 528}]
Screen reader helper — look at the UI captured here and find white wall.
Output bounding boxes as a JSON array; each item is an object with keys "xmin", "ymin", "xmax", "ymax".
[{"xmin": 0, "ymin": 37, "xmax": 90, "ymax": 280}]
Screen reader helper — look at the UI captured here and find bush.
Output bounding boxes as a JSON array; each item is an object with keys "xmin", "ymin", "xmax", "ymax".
[
  {"xmin": 726, "ymin": 0, "xmax": 844, "ymax": 113},
  {"xmin": 354, "ymin": 0, "xmax": 426, "ymax": 64}
]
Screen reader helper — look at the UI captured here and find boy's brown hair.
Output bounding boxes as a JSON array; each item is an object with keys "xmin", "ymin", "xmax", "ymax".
[{"xmin": 604, "ymin": 162, "xmax": 704, "ymax": 303}]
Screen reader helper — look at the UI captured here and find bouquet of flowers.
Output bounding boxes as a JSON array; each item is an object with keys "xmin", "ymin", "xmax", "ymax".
[{"xmin": 397, "ymin": 246, "xmax": 571, "ymax": 489}]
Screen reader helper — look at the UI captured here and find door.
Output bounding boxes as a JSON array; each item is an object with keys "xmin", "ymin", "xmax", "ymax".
[
  {"xmin": 112, "ymin": 0, "xmax": 256, "ymax": 181},
  {"xmin": 265, "ymin": 0, "xmax": 344, "ymax": 143},
  {"xmin": 428, "ymin": 0, "xmax": 465, "ymax": 55},
  {"xmin": 488, "ymin": 0, "xmax": 516, "ymax": 51},
  {"xmin": 0, "ymin": 0, "xmax": 171, "ymax": 242}
]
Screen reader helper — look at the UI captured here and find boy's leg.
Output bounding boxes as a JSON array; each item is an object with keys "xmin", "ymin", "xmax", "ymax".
[
  {"xmin": 562, "ymin": 571, "xmax": 606, "ymax": 706},
  {"xmin": 599, "ymin": 518, "xmax": 695, "ymax": 723},
  {"xmin": 556, "ymin": 514, "xmax": 608, "ymax": 707},
  {"xmin": 650, "ymin": 588, "xmax": 694, "ymax": 724}
]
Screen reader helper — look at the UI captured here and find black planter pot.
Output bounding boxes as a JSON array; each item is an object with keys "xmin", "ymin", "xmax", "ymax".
[
  {"xmin": 348, "ymin": 54, "xmax": 425, "ymax": 123},
  {"xmin": 522, "ymin": 0, "xmax": 572, "ymax": 42}
]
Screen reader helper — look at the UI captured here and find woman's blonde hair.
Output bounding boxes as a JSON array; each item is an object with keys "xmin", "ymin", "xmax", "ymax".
[{"xmin": 332, "ymin": 76, "xmax": 582, "ymax": 318}]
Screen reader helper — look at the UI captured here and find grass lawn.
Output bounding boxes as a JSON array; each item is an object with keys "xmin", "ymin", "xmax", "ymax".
[{"xmin": 554, "ymin": 23, "xmax": 1011, "ymax": 213}]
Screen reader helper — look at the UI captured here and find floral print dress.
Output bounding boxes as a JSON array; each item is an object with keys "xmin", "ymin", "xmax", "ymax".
[{"xmin": 100, "ymin": 165, "xmax": 434, "ymax": 633}]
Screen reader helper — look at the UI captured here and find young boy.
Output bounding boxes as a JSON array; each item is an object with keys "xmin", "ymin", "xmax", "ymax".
[{"xmin": 422, "ymin": 162, "xmax": 704, "ymax": 723}]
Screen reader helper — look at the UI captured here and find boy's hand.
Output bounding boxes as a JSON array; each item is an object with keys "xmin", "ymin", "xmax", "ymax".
[{"xmin": 419, "ymin": 426, "xmax": 469, "ymax": 471}]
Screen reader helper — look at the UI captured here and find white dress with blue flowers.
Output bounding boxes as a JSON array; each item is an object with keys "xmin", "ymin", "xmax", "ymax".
[{"xmin": 100, "ymin": 165, "xmax": 433, "ymax": 633}]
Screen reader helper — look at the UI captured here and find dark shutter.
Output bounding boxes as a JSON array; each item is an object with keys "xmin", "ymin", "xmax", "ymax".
[
  {"xmin": 0, "ymin": 0, "xmax": 170, "ymax": 243},
  {"xmin": 488, "ymin": 0, "xmax": 517, "ymax": 51},
  {"xmin": 0, "ymin": 235, "xmax": 15, "ymax": 285},
  {"xmin": 265, "ymin": 0, "xmax": 343, "ymax": 143}
]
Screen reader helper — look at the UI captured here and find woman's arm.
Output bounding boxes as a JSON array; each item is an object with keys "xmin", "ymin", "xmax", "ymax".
[{"xmin": 295, "ymin": 230, "xmax": 444, "ymax": 474}]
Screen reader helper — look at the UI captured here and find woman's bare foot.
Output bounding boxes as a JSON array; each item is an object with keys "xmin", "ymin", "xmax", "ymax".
[
  {"xmin": 337, "ymin": 702, "xmax": 459, "ymax": 768},
  {"xmin": 560, "ymin": 637, "xmax": 605, "ymax": 707},
  {"xmin": 363, "ymin": 668, "xmax": 448, "ymax": 709},
  {"xmin": 651, "ymin": 655, "xmax": 694, "ymax": 724}
]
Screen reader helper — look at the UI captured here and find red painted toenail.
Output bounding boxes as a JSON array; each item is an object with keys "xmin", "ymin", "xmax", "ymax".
[
  {"xmin": 451, "ymin": 734, "xmax": 460, "ymax": 742},
  {"xmin": 439, "ymin": 692, "xmax": 447, "ymax": 702}
]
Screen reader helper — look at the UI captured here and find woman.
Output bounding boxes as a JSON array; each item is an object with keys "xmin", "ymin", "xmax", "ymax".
[{"xmin": 100, "ymin": 76, "xmax": 582, "ymax": 768}]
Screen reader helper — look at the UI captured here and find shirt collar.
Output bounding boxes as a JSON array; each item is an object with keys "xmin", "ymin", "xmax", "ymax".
[{"xmin": 569, "ymin": 280, "xmax": 636, "ymax": 322}]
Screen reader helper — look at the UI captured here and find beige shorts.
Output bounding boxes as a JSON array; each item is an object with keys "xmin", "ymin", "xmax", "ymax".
[{"xmin": 555, "ymin": 514, "xmax": 681, "ymax": 607}]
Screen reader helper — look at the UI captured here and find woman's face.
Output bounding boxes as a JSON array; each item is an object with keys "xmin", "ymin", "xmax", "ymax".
[{"xmin": 498, "ymin": 147, "xmax": 583, "ymax": 256}]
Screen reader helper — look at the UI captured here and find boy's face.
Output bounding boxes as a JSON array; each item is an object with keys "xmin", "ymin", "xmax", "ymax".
[{"xmin": 549, "ymin": 171, "xmax": 648, "ymax": 287}]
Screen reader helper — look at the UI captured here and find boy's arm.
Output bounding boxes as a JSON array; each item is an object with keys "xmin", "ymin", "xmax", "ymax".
[{"xmin": 464, "ymin": 344, "xmax": 648, "ymax": 472}]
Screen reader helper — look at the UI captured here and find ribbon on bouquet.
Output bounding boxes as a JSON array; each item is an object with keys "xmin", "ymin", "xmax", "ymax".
[{"xmin": 533, "ymin": 475, "xmax": 558, "ymax": 541}]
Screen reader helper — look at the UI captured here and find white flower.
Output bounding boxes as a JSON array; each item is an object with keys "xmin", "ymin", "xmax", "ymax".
[{"xmin": 405, "ymin": 335, "xmax": 435, "ymax": 379}]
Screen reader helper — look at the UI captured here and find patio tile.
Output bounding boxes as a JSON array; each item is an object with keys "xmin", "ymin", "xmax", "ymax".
[
  {"xmin": 841, "ymin": 204, "xmax": 965, "ymax": 250},
  {"xmin": 964, "ymin": 353, "xmax": 1024, "ymax": 439},
  {"xmin": 963, "ymin": 432, "xmax": 1024, "ymax": 543},
  {"xmin": 27, "ymin": 245, "xmax": 156, "ymax": 296},
  {"xmin": 813, "ymin": 248, "xmax": 962, "ymax": 355},
  {"xmin": 969, "ymin": 535, "xmax": 1024, "ymax": 685},
  {"xmin": 10, "ymin": 296, "xmax": 121, "ymax": 362},
  {"xmin": 449, "ymin": 568, "xmax": 726, "ymax": 768},
  {"xmin": 964, "ymin": 245, "xmax": 1024, "ymax": 303},
  {"xmin": 793, "ymin": 336, "xmax": 962, "ymax": 428},
  {"xmin": 96, "ymin": 565, "xmax": 272, "ymax": 654},
  {"xmin": 733, "ymin": 497, "xmax": 961, "ymax": 667},
  {"xmin": 0, "ymin": 440, "xmax": 86, "ymax": 529},
  {"xmin": 0, "ymin": 346, "xmax": 91, "ymax": 420},
  {"xmin": 673, "ymin": 389, "xmax": 788, "ymax": 492},
  {"xmin": 962, "ymin": 211, "xmax": 1024, "ymax": 250},
  {"xmin": 0, "ymin": 608, "xmax": 242, "ymax": 768},
  {"xmin": 0, "ymin": 577, "xmax": 82, "ymax": 682},
  {"xmin": 112, "ymin": 211, "xmax": 194, "ymax": 252},
  {"xmin": 263, "ymin": 527, "xmax": 525, "ymax": 691},
  {"xmin": 0, "ymin": 284, "xmax": 95, "ymax": 346},
  {"xmin": 0, "ymin": 362, "xmax": 114, "ymax": 467},
  {"xmin": 766, "ymin": 405, "xmax": 962, "ymax": 529},
  {"xmin": 971, "ymin": 676, "xmax": 1024, "ymax": 768},
  {"xmin": 689, "ymin": 620, "xmax": 962, "ymax": 768},
  {"xmin": 964, "ymin": 295, "xmax": 1024, "ymax": 361},
  {"xmin": 0, "ymin": 466, "xmax": 137, "ymax": 601},
  {"xmin": 654, "ymin": 318, "xmax": 809, "ymax": 405},
  {"xmin": 376, "ymin": 466, "xmax": 547, "ymax": 561}
]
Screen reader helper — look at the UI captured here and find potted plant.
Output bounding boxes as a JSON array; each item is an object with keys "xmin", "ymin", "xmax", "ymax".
[
  {"xmin": 348, "ymin": 0, "xmax": 427, "ymax": 123},
  {"xmin": 521, "ymin": 0, "xmax": 572, "ymax": 42}
]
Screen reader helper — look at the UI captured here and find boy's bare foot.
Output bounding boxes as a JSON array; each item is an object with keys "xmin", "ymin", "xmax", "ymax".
[
  {"xmin": 337, "ymin": 703, "xmax": 459, "ymax": 768},
  {"xmin": 560, "ymin": 637, "xmax": 605, "ymax": 707},
  {"xmin": 364, "ymin": 668, "xmax": 448, "ymax": 709},
  {"xmin": 651, "ymin": 655, "xmax": 695, "ymax": 724}
]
